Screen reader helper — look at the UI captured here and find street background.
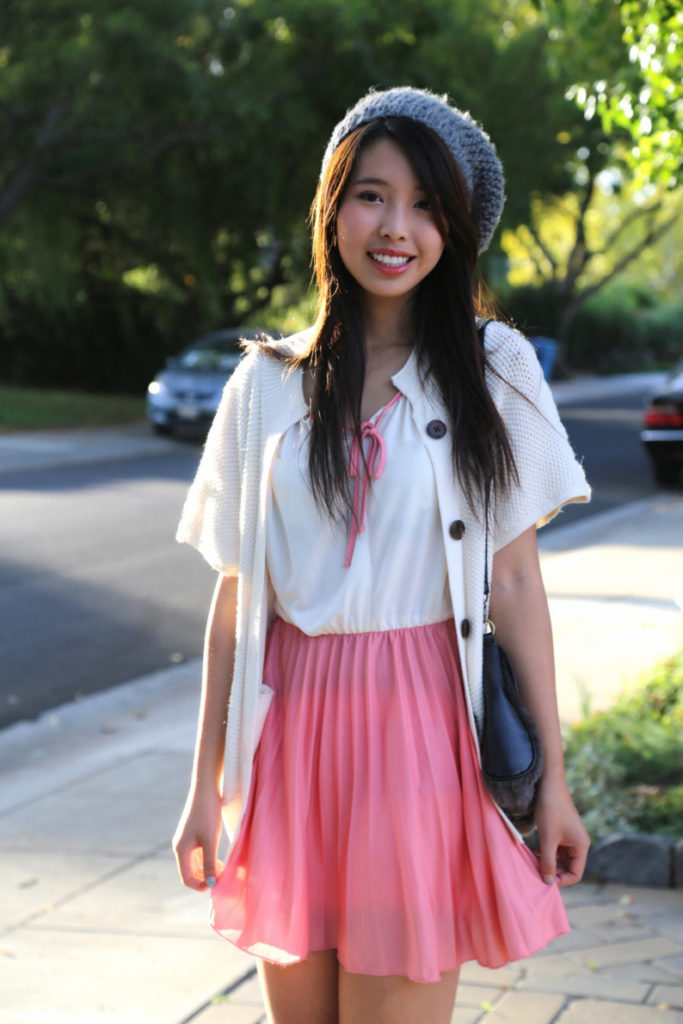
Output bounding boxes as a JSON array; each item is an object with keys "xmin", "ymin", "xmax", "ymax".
[
  {"xmin": 1, "ymin": 1, "xmax": 682, "ymax": 1021},
  {"xmin": 0, "ymin": 372, "xmax": 672, "ymax": 730},
  {"xmin": 1, "ymin": 375, "xmax": 682, "ymax": 1023}
]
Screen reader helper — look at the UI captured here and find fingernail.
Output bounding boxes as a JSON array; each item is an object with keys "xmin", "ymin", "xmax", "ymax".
[
  {"xmin": 206, "ymin": 876, "xmax": 216, "ymax": 888},
  {"xmin": 543, "ymin": 874, "xmax": 554, "ymax": 885}
]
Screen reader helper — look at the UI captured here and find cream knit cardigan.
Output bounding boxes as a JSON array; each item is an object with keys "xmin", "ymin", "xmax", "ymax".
[{"xmin": 177, "ymin": 320, "xmax": 590, "ymax": 843}]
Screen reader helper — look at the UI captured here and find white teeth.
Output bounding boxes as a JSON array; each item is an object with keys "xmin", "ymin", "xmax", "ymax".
[{"xmin": 370, "ymin": 253, "xmax": 412, "ymax": 267}]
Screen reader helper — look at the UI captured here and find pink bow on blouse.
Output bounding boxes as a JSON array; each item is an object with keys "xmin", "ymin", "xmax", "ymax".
[{"xmin": 344, "ymin": 391, "xmax": 402, "ymax": 568}]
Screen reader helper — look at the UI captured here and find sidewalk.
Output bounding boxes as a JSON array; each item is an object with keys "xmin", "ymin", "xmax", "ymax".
[
  {"xmin": 539, "ymin": 493, "xmax": 683, "ymax": 722},
  {"xmin": 0, "ymin": 422, "xmax": 181, "ymax": 475},
  {"xmin": 550, "ymin": 370, "xmax": 667, "ymax": 407},
  {"xmin": 1, "ymin": 492, "xmax": 682, "ymax": 1023}
]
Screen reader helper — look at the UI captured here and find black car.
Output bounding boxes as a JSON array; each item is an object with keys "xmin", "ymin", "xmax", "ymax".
[
  {"xmin": 146, "ymin": 328, "xmax": 272, "ymax": 435},
  {"xmin": 641, "ymin": 360, "xmax": 683, "ymax": 486}
]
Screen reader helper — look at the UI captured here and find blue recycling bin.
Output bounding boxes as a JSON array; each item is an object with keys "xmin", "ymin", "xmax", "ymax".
[{"xmin": 530, "ymin": 336, "xmax": 558, "ymax": 381}]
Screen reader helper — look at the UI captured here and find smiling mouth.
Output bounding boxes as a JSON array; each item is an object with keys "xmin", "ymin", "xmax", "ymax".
[{"xmin": 368, "ymin": 252, "xmax": 415, "ymax": 268}]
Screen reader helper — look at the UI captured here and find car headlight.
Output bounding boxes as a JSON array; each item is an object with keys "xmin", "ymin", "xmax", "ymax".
[
  {"xmin": 147, "ymin": 380, "xmax": 176, "ymax": 410},
  {"xmin": 148, "ymin": 379, "xmax": 175, "ymax": 400}
]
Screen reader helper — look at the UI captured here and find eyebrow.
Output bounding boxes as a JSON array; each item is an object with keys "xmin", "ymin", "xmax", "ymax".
[
  {"xmin": 353, "ymin": 176, "xmax": 389, "ymax": 185},
  {"xmin": 352, "ymin": 176, "xmax": 426, "ymax": 190}
]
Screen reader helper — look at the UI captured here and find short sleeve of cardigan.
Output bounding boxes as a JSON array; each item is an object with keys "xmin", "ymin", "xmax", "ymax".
[
  {"xmin": 175, "ymin": 355, "xmax": 250, "ymax": 575},
  {"xmin": 484, "ymin": 322, "xmax": 591, "ymax": 552}
]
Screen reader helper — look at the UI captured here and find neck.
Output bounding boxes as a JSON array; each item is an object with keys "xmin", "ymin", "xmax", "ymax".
[{"xmin": 362, "ymin": 294, "xmax": 415, "ymax": 352}]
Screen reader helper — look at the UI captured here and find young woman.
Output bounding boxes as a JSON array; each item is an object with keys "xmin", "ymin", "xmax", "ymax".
[{"xmin": 173, "ymin": 86, "xmax": 591, "ymax": 1024}]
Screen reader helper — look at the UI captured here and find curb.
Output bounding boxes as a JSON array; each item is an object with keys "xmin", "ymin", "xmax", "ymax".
[
  {"xmin": 585, "ymin": 833, "xmax": 683, "ymax": 889},
  {"xmin": 550, "ymin": 370, "xmax": 667, "ymax": 407},
  {"xmin": 525, "ymin": 830, "xmax": 683, "ymax": 891},
  {"xmin": 0, "ymin": 422, "xmax": 187, "ymax": 475}
]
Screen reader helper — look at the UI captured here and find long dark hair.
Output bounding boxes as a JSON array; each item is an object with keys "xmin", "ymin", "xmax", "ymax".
[{"xmin": 292, "ymin": 116, "xmax": 517, "ymax": 520}]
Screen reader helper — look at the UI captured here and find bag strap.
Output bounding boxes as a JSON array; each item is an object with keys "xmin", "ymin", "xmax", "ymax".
[
  {"xmin": 477, "ymin": 319, "xmax": 494, "ymax": 634},
  {"xmin": 483, "ymin": 479, "xmax": 492, "ymax": 626}
]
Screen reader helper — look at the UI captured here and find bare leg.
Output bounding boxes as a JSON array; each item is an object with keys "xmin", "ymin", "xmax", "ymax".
[
  {"xmin": 339, "ymin": 964, "xmax": 460, "ymax": 1024},
  {"xmin": 258, "ymin": 949, "xmax": 340, "ymax": 1024}
]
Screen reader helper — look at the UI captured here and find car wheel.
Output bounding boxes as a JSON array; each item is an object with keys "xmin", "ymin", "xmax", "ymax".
[
  {"xmin": 152, "ymin": 422, "xmax": 173, "ymax": 437},
  {"xmin": 652, "ymin": 460, "xmax": 680, "ymax": 487}
]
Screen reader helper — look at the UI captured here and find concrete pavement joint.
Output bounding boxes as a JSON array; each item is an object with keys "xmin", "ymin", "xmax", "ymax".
[
  {"xmin": 547, "ymin": 998, "xmax": 572, "ymax": 1024},
  {"xmin": 1, "ymin": 841, "xmax": 169, "ymax": 937},
  {"xmin": 0, "ymin": 745, "xmax": 178, "ymax": 819},
  {"xmin": 179, "ymin": 966, "xmax": 259, "ymax": 1024}
]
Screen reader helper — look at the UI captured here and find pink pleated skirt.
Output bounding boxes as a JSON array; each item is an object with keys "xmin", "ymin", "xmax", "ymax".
[{"xmin": 211, "ymin": 617, "xmax": 569, "ymax": 983}]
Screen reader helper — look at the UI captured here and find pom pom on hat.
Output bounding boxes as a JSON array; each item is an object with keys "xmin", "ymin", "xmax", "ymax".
[{"xmin": 320, "ymin": 86, "xmax": 505, "ymax": 253}]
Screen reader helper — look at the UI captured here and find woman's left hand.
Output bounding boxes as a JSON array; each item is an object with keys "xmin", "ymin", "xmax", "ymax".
[{"xmin": 533, "ymin": 775, "xmax": 590, "ymax": 888}]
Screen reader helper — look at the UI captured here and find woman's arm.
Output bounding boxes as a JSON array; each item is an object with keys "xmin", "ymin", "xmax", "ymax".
[
  {"xmin": 489, "ymin": 525, "xmax": 589, "ymax": 886},
  {"xmin": 172, "ymin": 573, "xmax": 238, "ymax": 891}
]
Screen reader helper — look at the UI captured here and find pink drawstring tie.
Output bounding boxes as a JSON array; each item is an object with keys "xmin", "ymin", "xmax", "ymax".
[{"xmin": 344, "ymin": 391, "xmax": 402, "ymax": 568}]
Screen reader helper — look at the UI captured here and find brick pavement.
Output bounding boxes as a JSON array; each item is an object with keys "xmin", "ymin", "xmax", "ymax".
[{"xmin": 192, "ymin": 884, "xmax": 683, "ymax": 1023}]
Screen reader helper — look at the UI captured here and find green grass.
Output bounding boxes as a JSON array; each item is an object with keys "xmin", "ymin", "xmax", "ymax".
[
  {"xmin": 564, "ymin": 650, "xmax": 683, "ymax": 841},
  {"xmin": 0, "ymin": 386, "xmax": 146, "ymax": 432}
]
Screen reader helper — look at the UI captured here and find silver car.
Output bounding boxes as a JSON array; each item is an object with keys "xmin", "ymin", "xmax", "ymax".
[{"xmin": 146, "ymin": 328, "xmax": 269, "ymax": 435}]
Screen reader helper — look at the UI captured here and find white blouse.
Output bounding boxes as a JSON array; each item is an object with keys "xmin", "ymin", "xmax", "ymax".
[{"xmin": 266, "ymin": 391, "xmax": 452, "ymax": 635}]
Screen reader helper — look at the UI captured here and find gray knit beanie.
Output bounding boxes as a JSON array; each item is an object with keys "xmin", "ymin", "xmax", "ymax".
[{"xmin": 320, "ymin": 86, "xmax": 505, "ymax": 253}]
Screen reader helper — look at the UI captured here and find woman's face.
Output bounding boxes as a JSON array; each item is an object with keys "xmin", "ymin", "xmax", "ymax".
[{"xmin": 335, "ymin": 137, "xmax": 445, "ymax": 309}]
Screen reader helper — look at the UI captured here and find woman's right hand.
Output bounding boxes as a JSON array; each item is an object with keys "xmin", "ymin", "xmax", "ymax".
[
  {"xmin": 172, "ymin": 785, "xmax": 224, "ymax": 891},
  {"xmin": 173, "ymin": 574, "xmax": 236, "ymax": 891}
]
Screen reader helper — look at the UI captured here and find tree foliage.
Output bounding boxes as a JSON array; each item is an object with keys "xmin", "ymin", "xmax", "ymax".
[
  {"xmin": 0, "ymin": 0, "xmax": 677, "ymax": 389},
  {"xmin": 502, "ymin": 0, "xmax": 682, "ymax": 345},
  {"xmin": 501, "ymin": 175, "xmax": 680, "ymax": 345},
  {"xmin": 565, "ymin": 0, "xmax": 682, "ymax": 190}
]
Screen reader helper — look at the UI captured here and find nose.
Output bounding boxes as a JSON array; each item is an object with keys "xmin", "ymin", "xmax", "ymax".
[{"xmin": 379, "ymin": 201, "xmax": 408, "ymax": 240}]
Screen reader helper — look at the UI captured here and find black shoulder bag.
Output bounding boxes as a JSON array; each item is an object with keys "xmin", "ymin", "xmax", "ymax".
[{"xmin": 477, "ymin": 322, "xmax": 543, "ymax": 834}]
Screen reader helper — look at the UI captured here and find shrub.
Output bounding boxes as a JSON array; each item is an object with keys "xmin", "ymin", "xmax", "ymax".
[
  {"xmin": 568, "ymin": 290, "xmax": 683, "ymax": 373},
  {"xmin": 563, "ymin": 651, "xmax": 683, "ymax": 841},
  {"xmin": 499, "ymin": 283, "xmax": 562, "ymax": 339},
  {"xmin": 499, "ymin": 283, "xmax": 683, "ymax": 374}
]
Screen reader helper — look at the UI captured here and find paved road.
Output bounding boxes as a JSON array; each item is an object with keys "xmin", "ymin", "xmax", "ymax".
[
  {"xmin": 0, "ymin": 384, "xmax": 665, "ymax": 729},
  {"xmin": 554, "ymin": 389, "xmax": 657, "ymax": 526},
  {"xmin": 0, "ymin": 448, "xmax": 215, "ymax": 728}
]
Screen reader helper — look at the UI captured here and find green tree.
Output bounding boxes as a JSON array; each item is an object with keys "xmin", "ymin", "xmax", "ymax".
[
  {"xmin": 2, "ymin": 0, "xmax": 583, "ymax": 388},
  {"xmin": 566, "ymin": 0, "xmax": 682, "ymax": 190},
  {"xmin": 503, "ymin": 0, "xmax": 682, "ymax": 349},
  {"xmin": 1, "ymin": 0, "xmax": 675, "ymax": 389},
  {"xmin": 501, "ymin": 170, "xmax": 680, "ymax": 345}
]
